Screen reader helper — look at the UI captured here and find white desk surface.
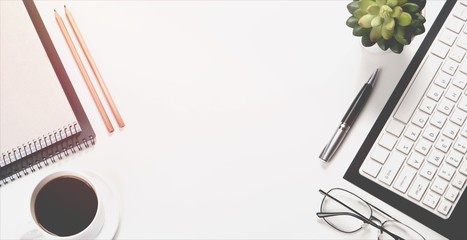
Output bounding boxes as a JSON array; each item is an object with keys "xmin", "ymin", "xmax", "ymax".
[{"xmin": 1, "ymin": 1, "xmax": 449, "ymax": 239}]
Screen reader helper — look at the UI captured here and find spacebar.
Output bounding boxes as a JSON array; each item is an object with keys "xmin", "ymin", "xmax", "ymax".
[{"xmin": 393, "ymin": 55, "xmax": 443, "ymax": 123}]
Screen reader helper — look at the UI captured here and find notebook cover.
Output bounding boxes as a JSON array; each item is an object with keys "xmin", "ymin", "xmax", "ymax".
[
  {"xmin": 0, "ymin": 0, "xmax": 95, "ymax": 184},
  {"xmin": 344, "ymin": 1, "xmax": 464, "ymax": 239}
]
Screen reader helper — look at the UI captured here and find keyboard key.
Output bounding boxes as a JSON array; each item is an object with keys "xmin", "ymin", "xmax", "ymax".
[
  {"xmin": 445, "ymin": 187, "xmax": 460, "ymax": 202},
  {"xmin": 430, "ymin": 111, "xmax": 448, "ymax": 129},
  {"xmin": 386, "ymin": 119, "xmax": 405, "ymax": 137},
  {"xmin": 431, "ymin": 177, "xmax": 449, "ymax": 195},
  {"xmin": 407, "ymin": 152, "xmax": 425, "ymax": 169},
  {"xmin": 420, "ymin": 162, "xmax": 437, "ymax": 180},
  {"xmin": 453, "ymin": 136, "xmax": 467, "ymax": 154},
  {"xmin": 457, "ymin": 34, "xmax": 467, "ymax": 50},
  {"xmin": 361, "ymin": 159, "xmax": 382, "ymax": 178},
  {"xmin": 435, "ymin": 136, "xmax": 453, "ymax": 153},
  {"xmin": 393, "ymin": 166, "xmax": 416, "ymax": 193},
  {"xmin": 422, "ymin": 191, "xmax": 441, "ymax": 208},
  {"xmin": 427, "ymin": 149, "xmax": 445, "ymax": 167},
  {"xmin": 415, "ymin": 138, "xmax": 432, "ymax": 155},
  {"xmin": 422, "ymin": 125, "xmax": 440, "ymax": 142},
  {"xmin": 412, "ymin": 111, "xmax": 429, "ymax": 128},
  {"xmin": 419, "ymin": 98, "xmax": 437, "ymax": 114},
  {"xmin": 408, "ymin": 176, "xmax": 430, "ymax": 201},
  {"xmin": 454, "ymin": 4, "xmax": 467, "ymax": 21},
  {"xmin": 452, "ymin": 174, "xmax": 467, "ymax": 188},
  {"xmin": 379, "ymin": 133, "xmax": 398, "ymax": 150},
  {"xmin": 459, "ymin": 59, "xmax": 467, "ymax": 74},
  {"xmin": 438, "ymin": 99, "xmax": 455, "ymax": 115},
  {"xmin": 446, "ymin": 86, "xmax": 463, "ymax": 102},
  {"xmin": 396, "ymin": 137, "xmax": 414, "ymax": 154},
  {"xmin": 443, "ymin": 121, "xmax": 460, "ymax": 139},
  {"xmin": 394, "ymin": 55, "xmax": 443, "ymax": 123},
  {"xmin": 427, "ymin": 85, "xmax": 444, "ymax": 101},
  {"xmin": 432, "ymin": 42, "xmax": 450, "ymax": 58},
  {"xmin": 446, "ymin": 150, "xmax": 464, "ymax": 167},
  {"xmin": 459, "ymin": 159, "xmax": 467, "ymax": 176},
  {"xmin": 438, "ymin": 163, "xmax": 456, "ymax": 180},
  {"xmin": 378, "ymin": 151, "xmax": 406, "ymax": 185},
  {"xmin": 459, "ymin": 96, "xmax": 467, "ymax": 112},
  {"xmin": 450, "ymin": 109, "xmax": 467, "ymax": 126},
  {"xmin": 370, "ymin": 146, "xmax": 390, "ymax": 164},
  {"xmin": 442, "ymin": 59, "xmax": 459, "ymax": 75},
  {"xmin": 437, "ymin": 199, "xmax": 453, "ymax": 216},
  {"xmin": 453, "ymin": 73, "xmax": 467, "ymax": 89},
  {"xmin": 404, "ymin": 124, "xmax": 422, "ymax": 141},
  {"xmin": 447, "ymin": 17, "xmax": 465, "ymax": 33},
  {"xmin": 440, "ymin": 30, "xmax": 457, "ymax": 46},
  {"xmin": 435, "ymin": 72, "xmax": 452, "ymax": 89},
  {"xmin": 461, "ymin": 125, "xmax": 467, "ymax": 137}
]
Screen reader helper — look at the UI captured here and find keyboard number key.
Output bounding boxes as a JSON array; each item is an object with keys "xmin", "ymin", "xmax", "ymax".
[
  {"xmin": 431, "ymin": 177, "xmax": 449, "ymax": 195},
  {"xmin": 438, "ymin": 164, "xmax": 456, "ymax": 181},
  {"xmin": 454, "ymin": 136, "xmax": 467, "ymax": 154}
]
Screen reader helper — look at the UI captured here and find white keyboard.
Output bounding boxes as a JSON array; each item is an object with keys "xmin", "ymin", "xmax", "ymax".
[{"xmin": 360, "ymin": 1, "xmax": 467, "ymax": 219}]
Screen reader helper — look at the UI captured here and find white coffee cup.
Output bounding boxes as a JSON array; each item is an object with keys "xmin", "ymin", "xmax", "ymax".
[{"xmin": 21, "ymin": 171, "xmax": 105, "ymax": 240}]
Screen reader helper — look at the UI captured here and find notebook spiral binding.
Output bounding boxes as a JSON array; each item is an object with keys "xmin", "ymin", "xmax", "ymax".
[{"xmin": 0, "ymin": 122, "xmax": 95, "ymax": 186}]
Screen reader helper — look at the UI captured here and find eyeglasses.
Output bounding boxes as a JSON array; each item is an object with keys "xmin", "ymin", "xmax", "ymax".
[{"xmin": 316, "ymin": 188, "xmax": 425, "ymax": 240}]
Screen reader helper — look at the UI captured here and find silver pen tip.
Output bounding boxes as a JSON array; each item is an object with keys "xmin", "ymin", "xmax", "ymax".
[{"xmin": 367, "ymin": 68, "xmax": 379, "ymax": 88}]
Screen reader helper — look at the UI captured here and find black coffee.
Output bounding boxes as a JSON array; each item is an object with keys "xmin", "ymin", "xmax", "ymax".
[{"xmin": 34, "ymin": 176, "xmax": 98, "ymax": 236}]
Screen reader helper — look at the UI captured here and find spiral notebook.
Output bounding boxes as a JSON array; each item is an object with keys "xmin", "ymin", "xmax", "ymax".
[{"xmin": 0, "ymin": 0, "xmax": 95, "ymax": 185}]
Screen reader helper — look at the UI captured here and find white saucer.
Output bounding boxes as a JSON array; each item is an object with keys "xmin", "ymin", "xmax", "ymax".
[{"xmin": 86, "ymin": 172, "xmax": 120, "ymax": 240}]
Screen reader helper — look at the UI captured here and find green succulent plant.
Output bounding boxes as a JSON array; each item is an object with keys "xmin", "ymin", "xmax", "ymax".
[{"xmin": 346, "ymin": 0, "xmax": 426, "ymax": 53}]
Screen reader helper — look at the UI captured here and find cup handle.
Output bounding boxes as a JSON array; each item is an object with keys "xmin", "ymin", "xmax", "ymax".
[{"xmin": 20, "ymin": 221, "xmax": 45, "ymax": 240}]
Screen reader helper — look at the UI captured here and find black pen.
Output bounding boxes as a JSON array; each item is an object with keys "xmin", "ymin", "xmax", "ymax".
[{"xmin": 319, "ymin": 69, "xmax": 379, "ymax": 162}]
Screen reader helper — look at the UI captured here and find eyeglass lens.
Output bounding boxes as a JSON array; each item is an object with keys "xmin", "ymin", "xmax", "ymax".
[{"xmin": 321, "ymin": 188, "xmax": 372, "ymax": 233}]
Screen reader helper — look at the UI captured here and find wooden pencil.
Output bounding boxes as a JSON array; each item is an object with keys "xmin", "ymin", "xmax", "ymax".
[
  {"xmin": 55, "ymin": 10, "xmax": 114, "ymax": 133},
  {"xmin": 64, "ymin": 6, "xmax": 125, "ymax": 128}
]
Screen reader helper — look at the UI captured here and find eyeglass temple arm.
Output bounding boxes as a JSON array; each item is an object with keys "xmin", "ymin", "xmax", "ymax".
[{"xmin": 316, "ymin": 211, "xmax": 380, "ymax": 229}]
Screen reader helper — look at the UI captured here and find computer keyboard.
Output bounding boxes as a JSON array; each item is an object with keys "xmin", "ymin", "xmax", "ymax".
[{"xmin": 360, "ymin": 1, "xmax": 467, "ymax": 219}]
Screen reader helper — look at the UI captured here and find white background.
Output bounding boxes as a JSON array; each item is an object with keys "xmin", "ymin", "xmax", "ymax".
[{"xmin": 1, "ymin": 1, "xmax": 448, "ymax": 239}]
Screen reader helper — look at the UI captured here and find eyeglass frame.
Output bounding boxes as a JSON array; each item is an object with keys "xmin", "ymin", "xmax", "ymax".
[{"xmin": 316, "ymin": 188, "xmax": 425, "ymax": 240}]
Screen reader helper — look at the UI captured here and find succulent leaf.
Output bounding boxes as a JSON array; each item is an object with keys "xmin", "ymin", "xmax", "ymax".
[
  {"xmin": 376, "ymin": 0, "xmax": 387, "ymax": 6},
  {"xmin": 370, "ymin": 26, "xmax": 383, "ymax": 42},
  {"xmin": 353, "ymin": 9, "xmax": 366, "ymax": 18},
  {"xmin": 390, "ymin": 42, "xmax": 404, "ymax": 53},
  {"xmin": 397, "ymin": 12, "xmax": 412, "ymax": 26},
  {"xmin": 353, "ymin": 26, "xmax": 371, "ymax": 36},
  {"xmin": 384, "ymin": 18, "xmax": 396, "ymax": 30},
  {"xmin": 362, "ymin": 35, "xmax": 377, "ymax": 47},
  {"xmin": 394, "ymin": 26, "xmax": 409, "ymax": 45},
  {"xmin": 377, "ymin": 38, "xmax": 389, "ymax": 50},
  {"xmin": 414, "ymin": 25, "xmax": 425, "ymax": 35},
  {"xmin": 392, "ymin": 6, "xmax": 403, "ymax": 18},
  {"xmin": 367, "ymin": 5, "xmax": 381, "ymax": 15},
  {"xmin": 411, "ymin": 13, "xmax": 426, "ymax": 27},
  {"xmin": 381, "ymin": 25, "xmax": 394, "ymax": 39},
  {"xmin": 359, "ymin": 14, "xmax": 376, "ymax": 28},
  {"xmin": 387, "ymin": 0, "xmax": 399, "ymax": 8},
  {"xmin": 346, "ymin": 16, "xmax": 360, "ymax": 28},
  {"xmin": 359, "ymin": 0, "xmax": 377, "ymax": 11},
  {"xmin": 402, "ymin": 3, "xmax": 420, "ymax": 13},
  {"xmin": 371, "ymin": 16, "xmax": 383, "ymax": 27},
  {"xmin": 347, "ymin": 1, "xmax": 360, "ymax": 14}
]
